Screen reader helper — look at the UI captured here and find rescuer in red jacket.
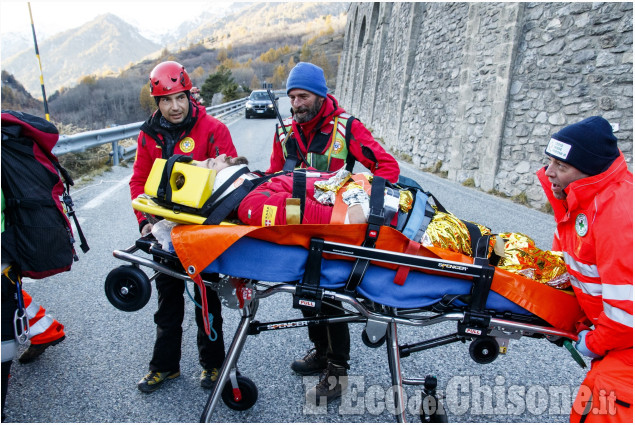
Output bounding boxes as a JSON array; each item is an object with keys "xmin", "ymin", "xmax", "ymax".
[
  {"xmin": 537, "ymin": 116, "xmax": 632, "ymax": 423},
  {"xmin": 266, "ymin": 62, "xmax": 400, "ymax": 183},
  {"xmin": 129, "ymin": 61, "xmax": 237, "ymax": 393},
  {"xmin": 266, "ymin": 62, "xmax": 400, "ymax": 404}
]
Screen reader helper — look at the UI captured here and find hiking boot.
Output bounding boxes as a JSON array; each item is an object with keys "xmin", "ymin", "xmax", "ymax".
[
  {"xmin": 18, "ymin": 335, "xmax": 66, "ymax": 364},
  {"xmin": 200, "ymin": 368, "xmax": 219, "ymax": 389},
  {"xmin": 305, "ymin": 362, "xmax": 348, "ymax": 405},
  {"xmin": 137, "ymin": 370, "xmax": 180, "ymax": 393},
  {"xmin": 290, "ymin": 347, "xmax": 328, "ymax": 375}
]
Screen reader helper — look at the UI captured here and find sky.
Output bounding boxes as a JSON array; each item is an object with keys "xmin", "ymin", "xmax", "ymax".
[{"xmin": 0, "ymin": 1, "xmax": 221, "ymax": 39}]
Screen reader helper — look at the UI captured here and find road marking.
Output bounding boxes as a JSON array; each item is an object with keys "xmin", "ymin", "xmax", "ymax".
[{"xmin": 81, "ymin": 176, "xmax": 130, "ymax": 210}]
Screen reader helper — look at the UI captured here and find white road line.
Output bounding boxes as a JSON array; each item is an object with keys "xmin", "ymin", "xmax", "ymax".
[{"xmin": 81, "ymin": 176, "xmax": 130, "ymax": 210}]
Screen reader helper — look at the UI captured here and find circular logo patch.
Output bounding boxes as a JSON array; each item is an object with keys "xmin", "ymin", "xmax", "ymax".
[
  {"xmin": 179, "ymin": 137, "xmax": 195, "ymax": 153},
  {"xmin": 332, "ymin": 140, "xmax": 343, "ymax": 154},
  {"xmin": 575, "ymin": 213, "xmax": 588, "ymax": 237}
]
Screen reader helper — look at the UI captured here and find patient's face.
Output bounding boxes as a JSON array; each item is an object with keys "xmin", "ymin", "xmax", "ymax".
[{"xmin": 198, "ymin": 154, "xmax": 249, "ymax": 172}]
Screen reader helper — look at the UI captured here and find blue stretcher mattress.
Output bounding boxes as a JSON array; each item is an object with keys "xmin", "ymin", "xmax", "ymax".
[{"xmin": 201, "ymin": 236, "xmax": 531, "ymax": 315}]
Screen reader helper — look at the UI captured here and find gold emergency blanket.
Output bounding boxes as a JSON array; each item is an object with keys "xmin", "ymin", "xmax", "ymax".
[
  {"xmin": 495, "ymin": 232, "xmax": 570, "ymax": 289},
  {"xmin": 421, "ymin": 209, "xmax": 570, "ymax": 290}
]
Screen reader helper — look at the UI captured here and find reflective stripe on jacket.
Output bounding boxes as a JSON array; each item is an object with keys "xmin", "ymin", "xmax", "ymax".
[
  {"xmin": 277, "ymin": 114, "xmax": 352, "ymax": 171},
  {"xmin": 21, "ymin": 290, "xmax": 65, "ymax": 345},
  {"xmin": 537, "ymin": 153, "xmax": 633, "ymax": 357}
]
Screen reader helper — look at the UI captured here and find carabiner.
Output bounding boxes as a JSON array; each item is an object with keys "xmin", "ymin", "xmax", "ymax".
[{"xmin": 14, "ymin": 308, "xmax": 30, "ymax": 345}]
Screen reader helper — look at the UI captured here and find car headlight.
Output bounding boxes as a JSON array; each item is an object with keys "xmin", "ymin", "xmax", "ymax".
[
  {"xmin": 246, "ymin": 101, "xmax": 253, "ymax": 108},
  {"xmin": 267, "ymin": 103, "xmax": 274, "ymax": 108}
]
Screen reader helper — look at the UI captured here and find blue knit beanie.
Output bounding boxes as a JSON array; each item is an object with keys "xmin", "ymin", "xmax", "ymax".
[
  {"xmin": 545, "ymin": 116, "xmax": 619, "ymax": 176},
  {"xmin": 286, "ymin": 62, "xmax": 328, "ymax": 97}
]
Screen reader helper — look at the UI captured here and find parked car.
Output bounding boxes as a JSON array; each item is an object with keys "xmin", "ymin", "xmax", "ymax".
[{"xmin": 245, "ymin": 90, "xmax": 278, "ymax": 119}]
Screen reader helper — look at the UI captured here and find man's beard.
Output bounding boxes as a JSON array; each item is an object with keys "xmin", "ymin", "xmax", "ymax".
[{"xmin": 293, "ymin": 100, "xmax": 322, "ymax": 124}]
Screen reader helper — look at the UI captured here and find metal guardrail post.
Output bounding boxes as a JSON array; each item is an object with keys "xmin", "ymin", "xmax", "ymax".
[{"xmin": 111, "ymin": 140, "xmax": 120, "ymax": 166}]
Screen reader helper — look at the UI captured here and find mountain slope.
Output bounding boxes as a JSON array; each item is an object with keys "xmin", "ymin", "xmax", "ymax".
[
  {"xmin": 178, "ymin": 2, "xmax": 349, "ymax": 49},
  {"xmin": 2, "ymin": 14, "xmax": 160, "ymax": 97}
]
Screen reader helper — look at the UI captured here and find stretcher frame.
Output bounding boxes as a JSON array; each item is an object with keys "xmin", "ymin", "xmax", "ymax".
[{"xmin": 110, "ymin": 233, "xmax": 579, "ymax": 423}]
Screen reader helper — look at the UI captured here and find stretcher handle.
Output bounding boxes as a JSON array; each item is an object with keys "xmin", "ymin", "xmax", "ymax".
[{"xmin": 563, "ymin": 339, "xmax": 587, "ymax": 369}]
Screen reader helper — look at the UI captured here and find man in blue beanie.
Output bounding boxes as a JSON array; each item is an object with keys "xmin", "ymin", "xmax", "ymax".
[
  {"xmin": 537, "ymin": 116, "xmax": 632, "ymax": 423},
  {"xmin": 265, "ymin": 62, "xmax": 400, "ymax": 404}
]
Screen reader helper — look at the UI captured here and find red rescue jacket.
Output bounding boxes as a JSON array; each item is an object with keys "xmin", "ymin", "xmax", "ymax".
[
  {"xmin": 537, "ymin": 153, "xmax": 633, "ymax": 357},
  {"xmin": 266, "ymin": 94, "xmax": 400, "ymax": 183},
  {"xmin": 130, "ymin": 102, "xmax": 237, "ymax": 226},
  {"xmin": 237, "ymin": 170, "xmax": 334, "ymax": 226}
]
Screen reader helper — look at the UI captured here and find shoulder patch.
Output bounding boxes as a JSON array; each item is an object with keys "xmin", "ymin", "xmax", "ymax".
[{"xmin": 575, "ymin": 213, "xmax": 588, "ymax": 237}]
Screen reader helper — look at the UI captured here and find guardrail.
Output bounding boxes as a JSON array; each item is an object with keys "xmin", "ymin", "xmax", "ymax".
[{"xmin": 52, "ymin": 96, "xmax": 251, "ymax": 165}]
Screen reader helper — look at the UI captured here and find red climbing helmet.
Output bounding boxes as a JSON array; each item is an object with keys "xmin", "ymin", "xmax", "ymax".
[{"xmin": 149, "ymin": 61, "xmax": 192, "ymax": 96}]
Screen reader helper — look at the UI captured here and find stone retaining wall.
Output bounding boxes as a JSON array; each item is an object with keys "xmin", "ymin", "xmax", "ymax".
[{"xmin": 336, "ymin": 2, "xmax": 632, "ymax": 209}]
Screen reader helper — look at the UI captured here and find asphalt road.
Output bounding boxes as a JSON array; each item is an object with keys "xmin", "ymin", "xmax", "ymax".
[{"xmin": 3, "ymin": 98, "xmax": 587, "ymax": 423}]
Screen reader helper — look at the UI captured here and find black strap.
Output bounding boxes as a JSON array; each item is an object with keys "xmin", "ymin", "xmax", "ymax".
[
  {"xmin": 63, "ymin": 193, "xmax": 90, "ymax": 254},
  {"xmin": 291, "ymin": 169, "xmax": 307, "ymax": 223},
  {"xmin": 203, "ymin": 180, "xmax": 254, "ymax": 225},
  {"xmin": 202, "ymin": 171, "xmax": 289, "ymax": 224},
  {"xmin": 293, "ymin": 238, "xmax": 325, "ymax": 312},
  {"xmin": 4, "ymin": 198, "xmax": 56, "ymax": 209},
  {"xmin": 344, "ymin": 115, "xmax": 356, "ymax": 173},
  {"xmin": 302, "ymin": 238, "xmax": 324, "ymax": 286},
  {"xmin": 463, "ymin": 220, "xmax": 486, "ymax": 259},
  {"xmin": 156, "ymin": 155, "xmax": 193, "ymax": 201},
  {"xmin": 199, "ymin": 166, "xmax": 251, "ymax": 216},
  {"xmin": 344, "ymin": 176, "xmax": 386, "ymax": 292},
  {"xmin": 291, "ymin": 130, "xmax": 311, "ymax": 170}
]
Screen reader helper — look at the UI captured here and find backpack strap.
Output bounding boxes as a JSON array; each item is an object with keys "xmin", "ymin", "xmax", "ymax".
[{"xmin": 344, "ymin": 115, "xmax": 356, "ymax": 173}]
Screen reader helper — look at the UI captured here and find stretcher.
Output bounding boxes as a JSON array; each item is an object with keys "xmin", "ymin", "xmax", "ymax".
[{"xmin": 106, "ymin": 219, "xmax": 586, "ymax": 423}]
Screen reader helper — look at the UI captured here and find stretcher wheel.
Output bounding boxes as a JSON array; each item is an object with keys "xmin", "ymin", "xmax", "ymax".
[
  {"xmin": 361, "ymin": 329, "xmax": 386, "ymax": 348},
  {"xmin": 104, "ymin": 266, "xmax": 152, "ymax": 312},
  {"xmin": 420, "ymin": 375, "xmax": 448, "ymax": 423},
  {"xmin": 469, "ymin": 336, "xmax": 499, "ymax": 364},
  {"xmin": 221, "ymin": 375, "xmax": 258, "ymax": 411}
]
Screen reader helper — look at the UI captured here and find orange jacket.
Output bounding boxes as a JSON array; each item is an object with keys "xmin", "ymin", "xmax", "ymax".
[{"xmin": 537, "ymin": 153, "xmax": 633, "ymax": 357}]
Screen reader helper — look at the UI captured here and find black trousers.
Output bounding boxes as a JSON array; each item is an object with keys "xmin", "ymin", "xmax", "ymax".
[
  {"xmin": 149, "ymin": 273, "xmax": 225, "ymax": 372},
  {"xmin": 1, "ymin": 272, "xmax": 17, "ymax": 414},
  {"xmin": 302, "ymin": 300, "xmax": 350, "ymax": 367}
]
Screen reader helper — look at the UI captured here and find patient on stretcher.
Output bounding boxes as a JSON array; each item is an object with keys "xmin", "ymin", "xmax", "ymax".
[
  {"xmin": 175, "ymin": 154, "xmax": 373, "ymax": 225},
  {"xmin": 154, "ymin": 156, "xmax": 571, "ymax": 290}
]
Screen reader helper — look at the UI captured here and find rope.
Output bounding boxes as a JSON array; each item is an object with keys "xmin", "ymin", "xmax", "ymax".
[{"xmin": 184, "ymin": 281, "xmax": 218, "ymax": 341}]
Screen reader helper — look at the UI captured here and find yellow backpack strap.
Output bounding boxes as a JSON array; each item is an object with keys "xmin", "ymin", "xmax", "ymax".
[{"xmin": 325, "ymin": 116, "xmax": 340, "ymax": 170}]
